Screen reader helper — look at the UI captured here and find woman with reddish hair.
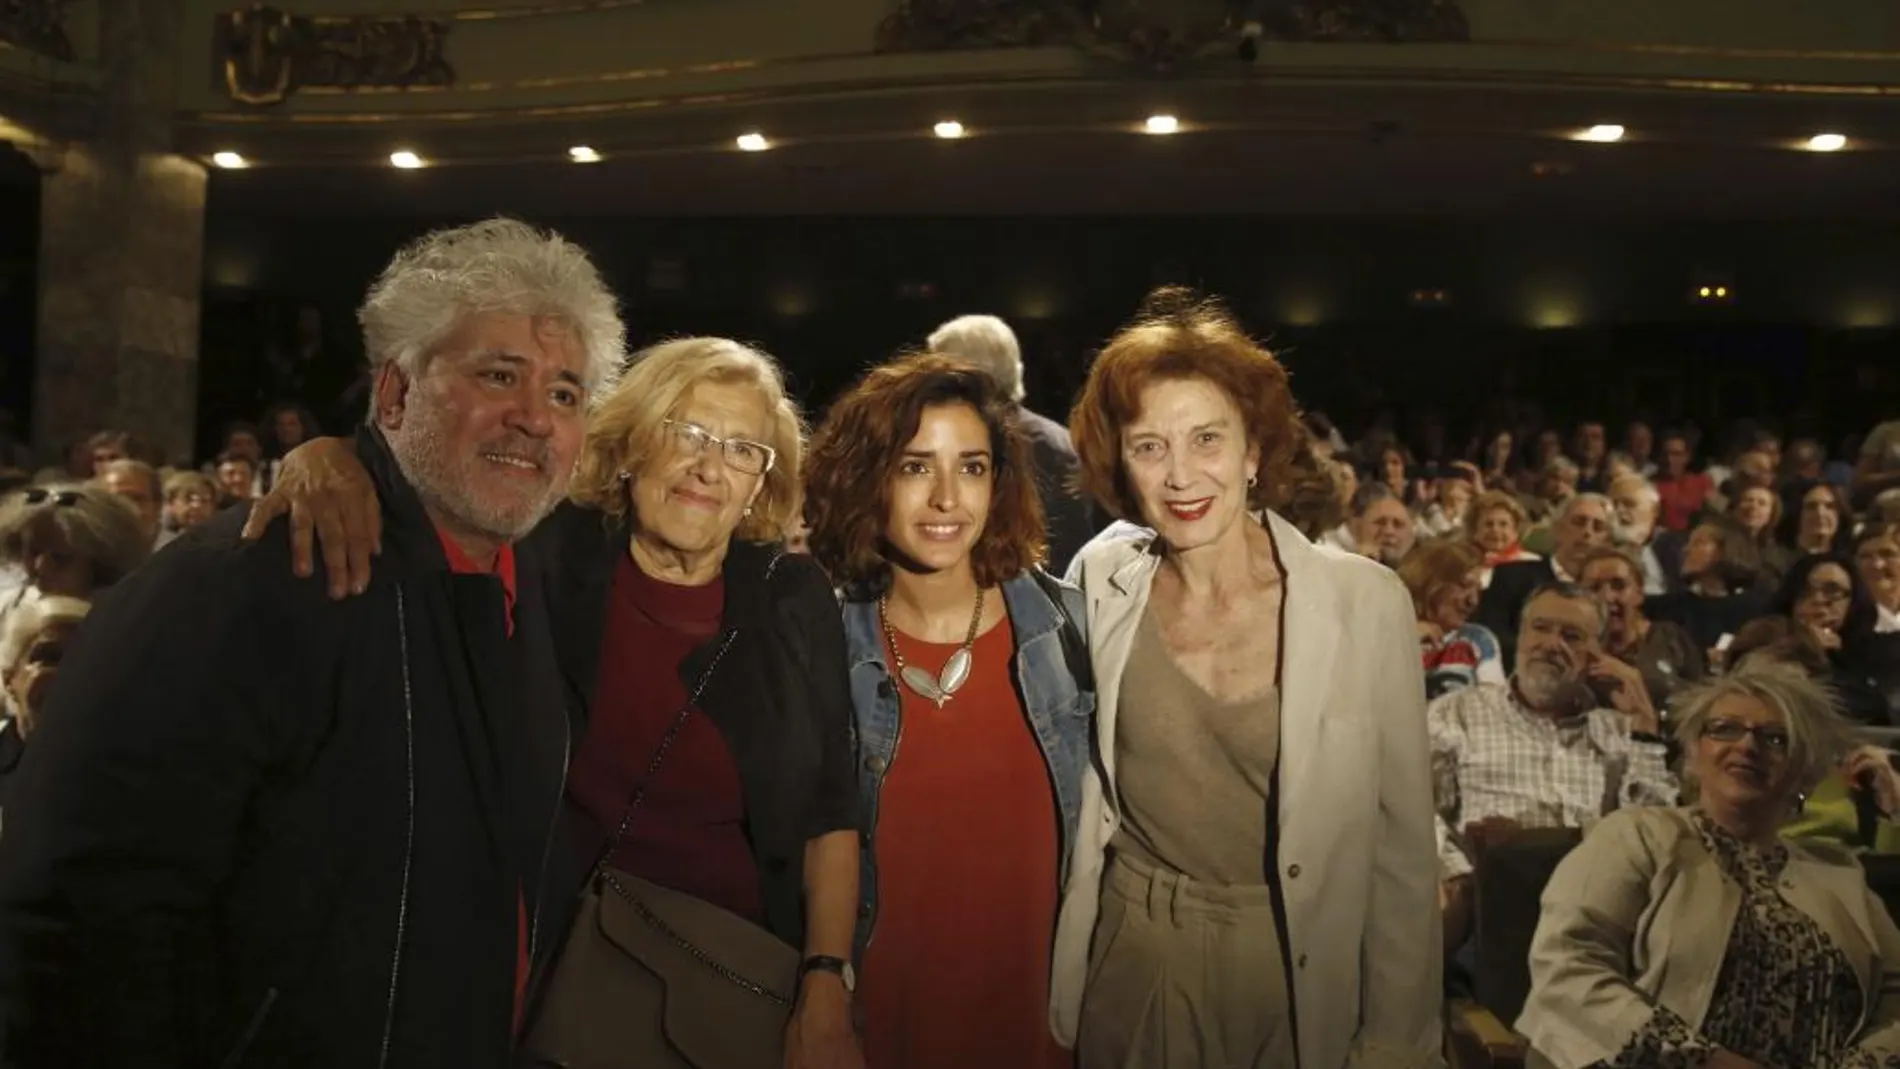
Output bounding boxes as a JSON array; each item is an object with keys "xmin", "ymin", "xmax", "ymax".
[
  {"xmin": 803, "ymin": 353, "xmax": 1091, "ymax": 1069},
  {"xmin": 1051, "ymin": 289, "xmax": 1439, "ymax": 1069}
]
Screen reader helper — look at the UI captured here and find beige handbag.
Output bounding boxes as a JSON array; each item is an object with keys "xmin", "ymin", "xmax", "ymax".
[{"xmin": 520, "ymin": 631, "xmax": 799, "ymax": 1069}]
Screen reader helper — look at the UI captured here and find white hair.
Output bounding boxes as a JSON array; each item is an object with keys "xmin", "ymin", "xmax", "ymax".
[
  {"xmin": 1609, "ymin": 473, "xmax": 1660, "ymax": 511},
  {"xmin": 1557, "ymin": 491, "xmax": 1613, "ymax": 524},
  {"xmin": 926, "ymin": 314, "xmax": 1025, "ymax": 401},
  {"xmin": 0, "ymin": 595, "xmax": 89, "ymax": 677},
  {"xmin": 1671, "ymin": 657, "xmax": 1852, "ymax": 796},
  {"xmin": 358, "ymin": 217, "xmax": 626, "ymax": 406}
]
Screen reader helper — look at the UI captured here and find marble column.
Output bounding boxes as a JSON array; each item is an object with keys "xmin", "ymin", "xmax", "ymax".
[{"xmin": 32, "ymin": 0, "xmax": 203, "ymax": 466}]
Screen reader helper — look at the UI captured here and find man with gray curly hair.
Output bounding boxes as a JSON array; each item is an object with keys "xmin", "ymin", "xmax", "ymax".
[{"xmin": 0, "ymin": 218, "xmax": 623, "ymax": 1068}]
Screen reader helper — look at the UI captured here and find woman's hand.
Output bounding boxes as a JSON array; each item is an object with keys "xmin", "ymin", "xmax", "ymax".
[
  {"xmin": 1844, "ymin": 747, "xmax": 1900, "ymax": 819},
  {"xmin": 239, "ymin": 437, "xmax": 382, "ymax": 599},
  {"xmin": 783, "ymin": 975, "xmax": 863, "ymax": 1069}
]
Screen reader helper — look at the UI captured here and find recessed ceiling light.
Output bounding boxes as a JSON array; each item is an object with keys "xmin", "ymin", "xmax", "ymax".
[
  {"xmin": 389, "ymin": 150, "xmax": 424, "ymax": 169},
  {"xmin": 1144, "ymin": 114, "xmax": 1181, "ymax": 135},
  {"xmin": 933, "ymin": 120, "xmax": 966, "ymax": 140},
  {"xmin": 736, "ymin": 132, "xmax": 771, "ymax": 152},
  {"xmin": 1806, "ymin": 132, "xmax": 1847, "ymax": 152},
  {"xmin": 568, "ymin": 145, "xmax": 601, "ymax": 163},
  {"xmin": 211, "ymin": 151, "xmax": 248, "ymax": 170},
  {"xmin": 1575, "ymin": 124, "xmax": 1625, "ymax": 143}
]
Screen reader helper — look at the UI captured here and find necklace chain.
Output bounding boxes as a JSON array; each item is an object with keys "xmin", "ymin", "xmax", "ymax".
[{"xmin": 879, "ymin": 586, "xmax": 986, "ymax": 704}]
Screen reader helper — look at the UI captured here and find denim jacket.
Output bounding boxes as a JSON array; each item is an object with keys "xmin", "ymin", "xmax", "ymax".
[{"xmin": 843, "ymin": 569, "xmax": 1094, "ymax": 957}]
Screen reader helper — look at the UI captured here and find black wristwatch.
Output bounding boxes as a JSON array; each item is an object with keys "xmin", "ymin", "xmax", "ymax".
[{"xmin": 798, "ymin": 954, "xmax": 856, "ymax": 994}]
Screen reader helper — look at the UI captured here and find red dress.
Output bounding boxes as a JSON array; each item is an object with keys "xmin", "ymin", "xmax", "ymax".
[
  {"xmin": 565, "ymin": 553, "xmax": 763, "ymax": 924},
  {"xmin": 859, "ymin": 616, "xmax": 1074, "ymax": 1069}
]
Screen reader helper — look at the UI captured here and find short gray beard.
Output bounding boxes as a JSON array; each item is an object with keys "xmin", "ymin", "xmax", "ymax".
[
  {"xmin": 384, "ymin": 388, "xmax": 565, "ymax": 546},
  {"xmin": 1516, "ymin": 660, "xmax": 1577, "ymax": 711}
]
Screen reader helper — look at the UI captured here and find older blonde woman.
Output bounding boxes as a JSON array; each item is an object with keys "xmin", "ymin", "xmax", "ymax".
[
  {"xmin": 245, "ymin": 337, "xmax": 864, "ymax": 1068},
  {"xmin": 0, "ymin": 595, "xmax": 90, "ymax": 819},
  {"xmin": 1397, "ymin": 538, "xmax": 1503, "ymax": 700},
  {"xmin": 1518, "ymin": 660, "xmax": 1900, "ymax": 1069},
  {"xmin": 0, "ymin": 484, "xmax": 149, "ymax": 621}
]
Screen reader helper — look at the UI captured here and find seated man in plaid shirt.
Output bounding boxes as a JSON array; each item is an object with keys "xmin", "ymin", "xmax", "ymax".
[{"xmin": 1431, "ymin": 581, "xmax": 1678, "ymax": 958}]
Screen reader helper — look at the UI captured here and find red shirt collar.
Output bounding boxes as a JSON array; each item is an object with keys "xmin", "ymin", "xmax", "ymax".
[{"xmin": 433, "ymin": 526, "xmax": 517, "ymax": 632}]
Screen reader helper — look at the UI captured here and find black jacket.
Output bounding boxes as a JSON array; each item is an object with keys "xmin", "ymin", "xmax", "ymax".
[
  {"xmin": 1017, "ymin": 407, "xmax": 1096, "ymax": 578},
  {"xmin": 1474, "ymin": 558, "xmax": 1558, "ymax": 667},
  {"xmin": 0, "ymin": 427, "xmax": 572, "ymax": 1069},
  {"xmin": 530, "ymin": 505, "xmax": 858, "ymax": 953}
]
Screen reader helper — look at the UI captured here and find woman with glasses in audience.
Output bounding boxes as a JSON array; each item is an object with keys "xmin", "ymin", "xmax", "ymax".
[
  {"xmin": 0, "ymin": 595, "xmax": 90, "ymax": 813},
  {"xmin": 0, "ymin": 485, "xmax": 149, "ymax": 622},
  {"xmin": 802, "ymin": 354, "xmax": 1090, "ymax": 1069},
  {"xmin": 1519, "ymin": 660, "xmax": 1900, "ymax": 1069},
  {"xmin": 1577, "ymin": 546, "xmax": 1705, "ymax": 711},
  {"xmin": 1767, "ymin": 554, "xmax": 1893, "ymax": 725},
  {"xmin": 1051, "ymin": 289, "xmax": 1438, "ymax": 1069},
  {"xmin": 247, "ymin": 338, "xmax": 864, "ymax": 1066}
]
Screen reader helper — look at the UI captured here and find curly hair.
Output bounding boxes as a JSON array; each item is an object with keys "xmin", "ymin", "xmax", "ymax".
[
  {"xmin": 1069, "ymin": 287, "xmax": 1303, "ymax": 523},
  {"xmin": 804, "ymin": 353, "xmax": 1044, "ymax": 592}
]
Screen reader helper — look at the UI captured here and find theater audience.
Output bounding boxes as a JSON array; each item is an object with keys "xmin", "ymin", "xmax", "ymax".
[
  {"xmin": 1856, "ymin": 416, "xmax": 1900, "ymax": 509},
  {"xmin": 1417, "ymin": 465, "xmax": 1476, "ymax": 539},
  {"xmin": 1731, "ymin": 483, "xmax": 1793, "ymax": 586},
  {"xmin": 1479, "ymin": 429, "xmax": 1517, "ymax": 489},
  {"xmin": 92, "ymin": 458, "xmax": 164, "ymax": 549},
  {"xmin": 0, "ymin": 595, "xmax": 90, "ymax": 820},
  {"xmin": 1785, "ymin": 478, "xmax": 1855, "ymax": 560},
  {"xmin": 1608, "ymin": 473, "xmax": 1675, "ymax": 595},
  {"xmin": 161, "ymin": 471, "xmax": 218, "ymax": 537},
  {"xmin": 214, "ymin": 451, "xmax": 258, "ymax": 506},
  {"xmin": 1649, "ymin": 517, "xmax": 1769, "ymax": 656},
  {"xmin": 1624, "ymin": 420, "xmax": 1657, "ymax": 477},
  {"xmin": 1518, "ymin": 660, "xmax": 1900, "ymax": 1069},
  {"xmin": 1475, "ymin": 493, "xmax": 1614, "ymax": 664},
  {"xmin": 1765, "ymin": 555, "xmax": 1893, "ymax": 725},
  {"xmin": 1534, "ymin": 456, "xmax": 1580, "ymax": 518},
  {"xmin": 1574, "ymin": 421, "xmax": 1610, "ymax": 493},
  {"xmin": 1578, "ymin": 547, "xmax": 1704, "ymax": 711},
  {"xmin": 1467, "ymin": 489, "xmax": 1538, "ymax": 588},
  {"xmin": 1399, "ymin": 539, "xmax": 1503, "ymax": 700},
  {"xmin": 1655, "ymin": 430, "xmax": 1714, "ymax": 533},
  {"xmin": 1338, "ymin": 480, "xmax": 1416, "ymax": 565},
  {"xmin": 1855, "ymin": 522, "xmax": 1900, "ymax": 634}
]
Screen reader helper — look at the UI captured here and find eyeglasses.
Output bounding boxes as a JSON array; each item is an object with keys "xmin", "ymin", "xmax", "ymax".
[
  {"xmin": 1801, "ymin": 582, "xmax": 1852, "ymax": 605},
  {"xmin": 1700, "ymin": 718, "xmax": 1790, "ymax": 752},
  {"xmin": 20, "ymin": 489, "xmax": 84, "ymax": 507},
  {"xmin": 662, "ymin": 420, "xmax": 776, "ymax": 477}
]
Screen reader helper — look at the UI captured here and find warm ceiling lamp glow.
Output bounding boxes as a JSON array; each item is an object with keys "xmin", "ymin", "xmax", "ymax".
[
  {"xmin": 1143, "ymin": 114, "xmax": 1181, "ymax": 135},
  {"xmin": 389, "ymin": 150, "xmax": 424, "ymax": 169},
  {"xmin": 1575, "ymin": 124, "xmax": 1625, "ymax": 143},
  {"xmin": 933, "ymin": 120, "xmax": 966, "ymax": 140},
  {"xmin": 568, "ymin": 145, "xmax": 601, "ymax": 163},
  {"xmin": 1806, "ymin": 132, "xmax": 1848, "ymax": 152},
  {"xmin": 211, "ymin": 151, "xmax": 249, "ymax": 169},
  {"xmin": 736, "ymin": 132, "xmax": 771, "ymax": 152},
  {"xmin": 1698, "ymin": 286, "xmax": 1712, "ymax": 298}
]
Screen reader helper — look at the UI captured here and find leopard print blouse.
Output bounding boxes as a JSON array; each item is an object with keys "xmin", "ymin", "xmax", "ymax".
[{"xmin": 1602, "ymin": 811, "xmax": 1897, "ymax": 1069}]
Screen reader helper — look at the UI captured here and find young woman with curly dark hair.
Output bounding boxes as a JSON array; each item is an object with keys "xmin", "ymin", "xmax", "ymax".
[{"xmin": 803, "ymin": 352, "xmax": 1093, "ymax": 1069}]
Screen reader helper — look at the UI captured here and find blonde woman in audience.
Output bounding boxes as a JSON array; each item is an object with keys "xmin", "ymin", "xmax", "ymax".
[
  {"xmin": 1398, "ymin": 538, "xmax": 1504, "ymax": 700},
  {"xmin": 1519, "ymin": 660, "xmax": 1900, "ymax": 1069},
  {"xmin": 0, "ymin": 485, "xmax": 148, "ymax": 623},
  {"xmin": 0, "ymin": 595, "xmax": 91, "ymax": 826},
  {"xmin": 161, "ymin": 471, "xmax": 219, "ymax": 538},
  {"xmin": 1466, "ymin": 489, "xmax": 1539, "ymax": 588},
  {"xmin": 1054, "ymin": 289, "xmax": 1438, "ymax": 1069}
]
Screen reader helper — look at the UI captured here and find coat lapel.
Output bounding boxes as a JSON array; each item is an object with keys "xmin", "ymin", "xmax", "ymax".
[
  {"xmin": 1091, "ymin": 540, "xmax": 1158, "ymax": 789},
  {"xmin": 1267, "ymin": 512, "xmax": 1342, "ymax": 811}
]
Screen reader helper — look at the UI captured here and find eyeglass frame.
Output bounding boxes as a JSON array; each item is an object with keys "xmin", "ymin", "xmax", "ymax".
[
  {"xmin": 1699, "ymin": 718, "xmax": 1791, "ymax": 753},
  {"xmin": 661, "ymin": 419, "xmax": 777, "ymax": 476}
]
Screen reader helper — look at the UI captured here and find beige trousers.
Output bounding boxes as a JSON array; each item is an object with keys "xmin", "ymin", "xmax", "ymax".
[{"xmin": 1077, "ymin": 852, "xmax": 1296, "ymax": 1069}]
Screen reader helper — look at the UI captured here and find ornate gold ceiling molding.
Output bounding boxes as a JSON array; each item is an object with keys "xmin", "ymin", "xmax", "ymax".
[
  {"xmin": 218, "ymin": 5, "xmax": 456, "ymax": 105},
  {"xmin": 180, "ymin": 61, "xmax": 1900, "ymax": 131}
]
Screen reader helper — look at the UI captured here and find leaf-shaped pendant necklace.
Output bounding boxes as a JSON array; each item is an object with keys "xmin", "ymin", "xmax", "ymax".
[{"xmin": 880, "ymin": 587, "xmax": 986, "ymax": 708}]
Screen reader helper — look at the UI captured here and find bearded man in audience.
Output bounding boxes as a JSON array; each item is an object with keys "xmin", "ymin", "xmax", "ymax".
[
  {"xmin": 1432, "ymin": 582, "xmax": 1675, "ymax": 951},
  {"xmin": 0, "ymin": 218, "xmax": 625, "ymax": 1069},
  {"xmin": 1608, "ymin": 472, "xmax": 1679, "ymax": 595}
]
